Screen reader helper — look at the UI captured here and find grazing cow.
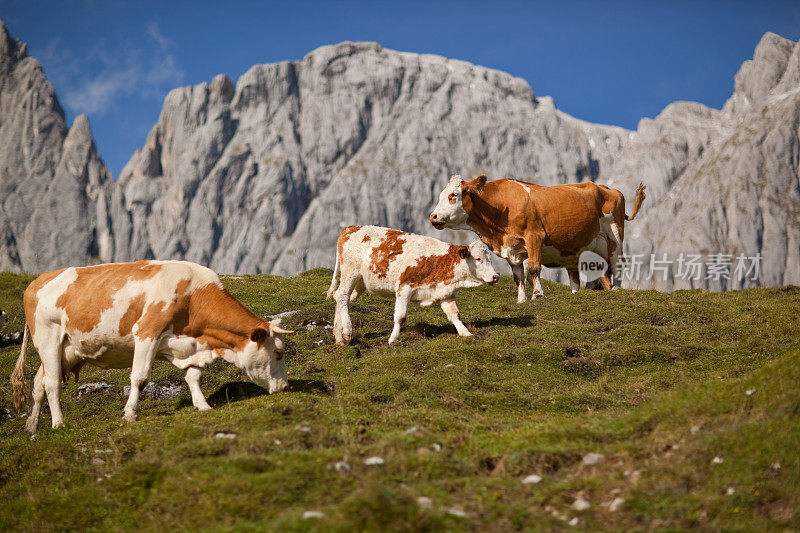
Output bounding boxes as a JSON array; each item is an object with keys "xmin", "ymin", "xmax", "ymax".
[
  {"xmin": 430, "ymin": 175, "xmax": 645, "ymax": 302},
  {"xmin": 10, "ymin": 260, "xmax": 293, "ymax": 433},
  {"xmin": 326, "ymin": 225, "xmax": 499, "ymax": 345}
]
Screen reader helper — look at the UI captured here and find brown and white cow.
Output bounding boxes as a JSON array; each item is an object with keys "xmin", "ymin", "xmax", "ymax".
[
  {"xmin": 430, "ymin": 175, "xmax": 645, "ymax": 302},
  {"xmin": 326, "ymin": 225, "xmax": 498, "ymax": 345},
  {"xmin": 11, "ymin": 260, "xmax": 293, "ymax": 433}
]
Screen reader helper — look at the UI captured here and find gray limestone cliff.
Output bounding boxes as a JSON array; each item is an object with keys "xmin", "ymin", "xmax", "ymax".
[{"xmin": 0, "ymin": 21, "xmax": 114, "ymax": 272}]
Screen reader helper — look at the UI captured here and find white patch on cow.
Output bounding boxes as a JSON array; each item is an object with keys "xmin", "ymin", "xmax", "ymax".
[
  {"xmin": 511, "ymin": 180, "xmax": 532, "ymax": 194},
  {"xmin": 429, "ymin": 175, "xmax": 471, "ymax": 230}
]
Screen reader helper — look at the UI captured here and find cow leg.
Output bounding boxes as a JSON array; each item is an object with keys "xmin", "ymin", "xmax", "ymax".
[
  {"xmin": 511, "ymin": 261, "xmax": 528, "ymax": 303},
  {"xmin": 38, "ymin": 331, "xmax": 65, "ymax": 429},
  {"xmin": 388, "ymin": 289, "xmax": 411, "ymax": 345},
  {"xmin": 568, "ymin": 269, "xmax": 581, "ymax": 294},
  {"xmin": 184, "ymin": 366, "xmax": 211, "ymax": 411},
  {"xmin": 123, "ymin": 339, "xmax": 159, "ymax": 422},
  {"xmin": 334, "ymin": 274, "xmax": 358, "ymax": 345},
  {"xmin": 25, "ymin": 364, "xmax": 45, "ymax": 433},
  {"xmin": 598, "ymin": 274, "xmax": 613, "ymax": 290},
  {"xmin": 440, "ymin": 298, "xmax": 471, "ymax": 337},
  {"xmin": 349, "ymin": 278, "xmax": 366, "ymax": 303},
  {"xmin": 525, "ymin": 234, "xmax": 545, "ymax": 299}
]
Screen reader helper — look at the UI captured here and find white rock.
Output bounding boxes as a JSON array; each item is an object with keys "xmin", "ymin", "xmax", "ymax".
[
  {"xmin": 522, "ymin": 474, "xmax": 542, "ymax": 484},
  {"xmin": 582, "ymin": 452, "xmax": 604, "ymax": 466},
  {"xmin": 726, "ymin": 487, "xmax": 735, "ymax": 495},
  {"xmin": 609, "ymin": 497, "xmax": 625, "ymax": 511},
  {"xmin": 416, "ymin": 496, "xmax": 433, "ymax": 508},
  {"xmin": 404, "ymin": 426, "xmax": 419, "ymax": 435},
  {"xmin": 572, "ymin": 497, "xmax": 590, "ymax": 511},
  {"xmin": 568, "ymin": 517, "xmax": 579, "ymax": 526},
  {"xmin": 302, "ymin": 511, "xmax": 324, "ymax": 520},
  {"xmin": 214, "ymin": 431, "xmax": 237, "ymax": 439},
  {"xmin": 364, "ymin": 456, "xmax": 384, "ymax": 466},
  {"xmin": 447, "ymin": 508, "xmax": 467, "ymax": 518},
  {"xmin": 712, "ymin": 456, "xmax": 724, "ymax": 465},
  {"xmin": 745, "ymin": 388, "xmax": 757, "ymax": 396},
  {"xmin": 329, "ymin": 461, "xmax": 351, "ymax": 472}
]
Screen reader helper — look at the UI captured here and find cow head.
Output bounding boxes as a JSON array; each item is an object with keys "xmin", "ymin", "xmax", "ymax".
[
  {"xmin": 463, "ymin": 240, "xmax": 499, "ymax": 285},
  {"xmin": 239, "ymin": 319, "xmax": 294, "ymax": 394},
  {"xmin": 429, "ymin": 175, "xmax": 487, "ymax": 230}
]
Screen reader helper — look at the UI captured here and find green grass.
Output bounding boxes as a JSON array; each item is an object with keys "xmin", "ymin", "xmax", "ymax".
[{"xmin": 0, "ymin": 269, "xmax": 798, "ymax": 531}]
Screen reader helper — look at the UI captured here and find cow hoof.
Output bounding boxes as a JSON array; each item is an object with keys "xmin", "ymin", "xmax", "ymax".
[
  {"xmin": 533, "ymin": 292, "xmax": 545, "ymax": 299},
  {"xmin": 122, "ymin": 413, "xmax": 137, "ymax": 423},
  {"xmin": 196, "ymin": 404, "xmax": 212, "ymax": 412},
  {"xmin": 459, "ymin": 332, "xmax": 473, "ymax": 337}
]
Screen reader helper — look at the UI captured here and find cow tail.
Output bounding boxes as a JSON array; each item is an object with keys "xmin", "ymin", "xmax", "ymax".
[
  {"xmin": 326, "ymin": 249, "xmax": 341, "ymax": 301},
  {"xmin": 11, "ymin": 323, "xmax": 29, "ymax": 413},
  {"xmin": 625, "ymin": 182, "xmax": 646, "ymax": 221}
]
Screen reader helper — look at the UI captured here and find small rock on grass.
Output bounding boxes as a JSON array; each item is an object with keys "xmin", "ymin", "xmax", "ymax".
[
  {"xmin": 582, "ymin": 452, "xmax": 603, "ymax": 465},
  {"xmin": 328, "ymin": 461, "xmax": 351, "ymax": 472},
  {"xmin": 568, "ymin": 517, "xmax": 579, "ymax": 526},
  {"xmin": 302, "ymin": 511, "xmax": 324, "ymax": 520},
  {"xmin": 572, "ymin": 497, "xmax": 590, "ymax": 511},
  {"xmin": 608, "ymin": 497, "xmax": 624, "ymax": 511},
  {"xmin": 416, "ymin": 496, "xmax": 433, "ymax": 508},
  {"xmin": 364, "ymin": 456, "xmax": 384, "ymax": 466},
  {"xmin": 214, "ymin": 431, "xmax": 237, "ymax": 439},
  {"xmin": 447, "ymin": 508, "xmax": 467, "ymax": 518},
  {"xmin": 522, "ymin": 474, "xmax": 542, "ymax": 484},
  {"xmin": 711, "ymin": 456, "xmax": 723, "ymax": 465}
]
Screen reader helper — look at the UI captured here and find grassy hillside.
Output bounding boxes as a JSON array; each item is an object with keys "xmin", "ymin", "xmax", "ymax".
[{"xmin": 0, "ymin": 270, "xmax": 798, "ymax": 531}]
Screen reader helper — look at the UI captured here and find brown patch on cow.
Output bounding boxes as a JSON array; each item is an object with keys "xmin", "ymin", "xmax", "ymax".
[
  {"xmin": 361, "ymin": 235, "xmax": 371, "ymax": 242},
  {"xmin": 23, "ymin": 268, "xmax": 66, "ymax": 336},
  {"xmin": 337, "ymin": 226, "xmax": 361, "ymax": 257},
  {"xmin": 56, "ymin": 261, "xmax": 164, "ymax": 334},
  {"xmin": 135, "ymin": 278, "xmax": 192, "ymax": 340},
  {"xmin": 118, "ymin": 294, "xmax": 145, "ymax": 336},
  {"xmin": 398, "ymin": 245, "xmax": 465, "ymax": 288},
  {"xmin": 170, "ymin": 282, "xmax": 267, "ymax": 351},
  {"xmin": 369, "ymin": 229, "xmax": 409, "ymax": 279}
]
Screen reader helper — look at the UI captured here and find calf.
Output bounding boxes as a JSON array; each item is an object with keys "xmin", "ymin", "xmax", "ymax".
[
  {"xmin": 11, "ymin": 260, "xmax": 293, "ymax": 433},
  {"xmin": 326, "ymin": 225, "xmax": 498, "ymax": 345}
]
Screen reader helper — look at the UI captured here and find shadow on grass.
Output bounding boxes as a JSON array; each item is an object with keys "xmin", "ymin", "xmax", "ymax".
[
  {"xmin": 473, "ymin": 315, "xmax": 536, "ymax": 329},
  {"xmin": 195, "ymin": 379, "xmax": 332, "ymax": 408}
]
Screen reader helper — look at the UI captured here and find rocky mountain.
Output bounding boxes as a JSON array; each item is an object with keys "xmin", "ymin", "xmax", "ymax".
[
  {"xmin": 608, "ymin": 32, "xmax": 800, "ymax": 290},
  {"xmin": 0, "ymin": 18, "xmax": 797, "ymax": 291},
  {"xmin": 0, "ymin": 21, "xmax": 114, "ymax": 273},
  {"xmin": 111, "ymin": 42, "xmax": 626, "ymax": 276}
]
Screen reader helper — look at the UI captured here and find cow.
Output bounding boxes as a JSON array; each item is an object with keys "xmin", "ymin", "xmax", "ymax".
[
  {"xmin": 10, "ymin": 260, "xmax": 294, "ymax": 433},
  {"xmin": 326, "ymin": 225, "xmax": 499, "ymax": 345},
  {"xmin": 429, "ymin": 175, "xmax": 646, "ymax": 302}
]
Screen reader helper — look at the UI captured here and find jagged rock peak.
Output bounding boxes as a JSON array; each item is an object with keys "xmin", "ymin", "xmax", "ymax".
[
  {"xmin": 723, "ymin": 31, "xmax": 796, "ymax": 115},
  {"xmin": 0, "ymin": 19, "xmax": 27, "ymax": 62}
]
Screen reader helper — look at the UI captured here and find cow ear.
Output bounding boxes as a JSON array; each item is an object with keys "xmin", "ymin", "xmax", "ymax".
[
  {"xmin": 251, "ymin": 327, "xmax": 268, "ymax": 344},
  {"xmin": 475, "ymin": 175, "xmax": 487, "ymax": 192},
  {"xmin": 458, "ymin": 246, "xmax": 470, "ymax": 259}
]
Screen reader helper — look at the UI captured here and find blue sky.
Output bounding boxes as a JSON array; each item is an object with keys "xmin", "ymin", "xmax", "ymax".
[{"xmin": 2, "ymin": 0, "xmax": 799, "ymax": 178}]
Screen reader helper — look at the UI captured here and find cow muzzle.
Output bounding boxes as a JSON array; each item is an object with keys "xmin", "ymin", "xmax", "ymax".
[
  {"xmin": 429, "ymin": 213, "xmax": 445, "ymax": 229},
  {"xmin": 269, "ymin": 378, "xmax": 289, "ymax": 394}
]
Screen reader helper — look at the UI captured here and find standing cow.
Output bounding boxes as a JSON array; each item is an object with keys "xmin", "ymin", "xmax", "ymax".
[
  {"xmin": 11, "ymin": 260, "xmax": 293, "ymax": 433},
  {"xmin": 327, "ymin": 225, "xmax": 499, "ymax": 345},
  {"xmin": 429, "ymin": 175, "xmax": 645, "ymax": 302}
]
